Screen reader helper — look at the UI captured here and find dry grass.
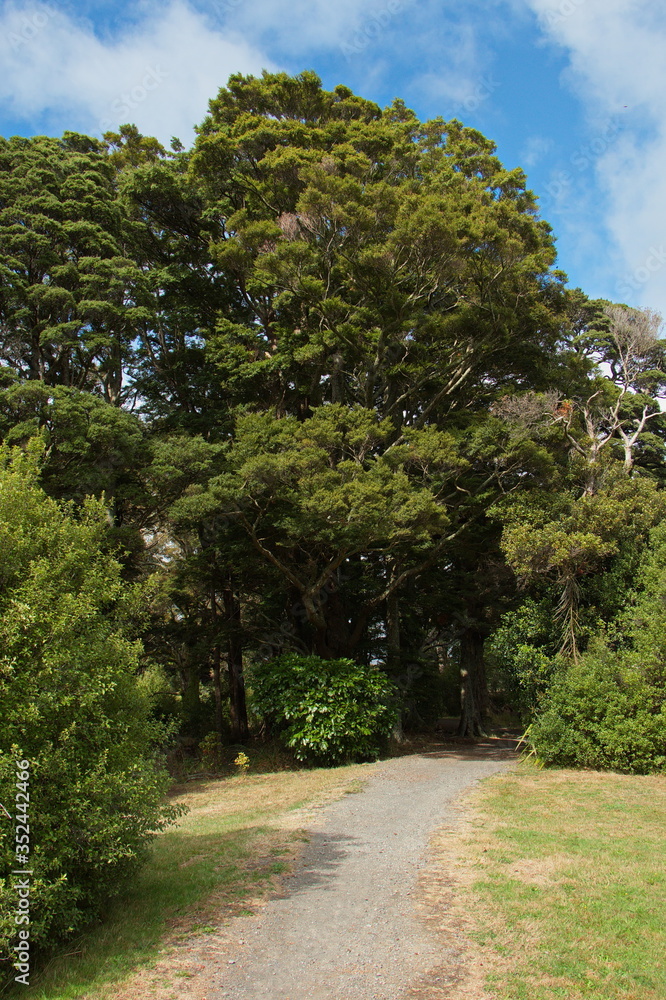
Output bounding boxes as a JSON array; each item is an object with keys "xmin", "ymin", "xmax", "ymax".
[{"xmin": 417, "ymin": 762, "xmax": 666, "ymax": 1000}]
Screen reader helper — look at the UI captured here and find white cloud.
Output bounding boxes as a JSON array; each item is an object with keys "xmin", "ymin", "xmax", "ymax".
[
  {"xmin": 411, "ymin": 20, "xmax": 487, "ymax": 108},
  {"xmin": 217, "ymin": 0, "xmax": 501, "ymax": 117},
  {"xmin": 0, "ymin": 0, "xmax": 503, "ymax": 145},
  {"xmin": 217, "ymin": 0, "xmax": 378, "ymax": 55},
  {"xmin": 0, "ymin": 0, "xmax": 273, "ymax": 144},
  {"xmin": 521, "ymin": 134, "xmax": 553, "ymax": 168},
  {"xmin": 524, "ymin": 0, "xmax": 666, "ymax": 316}
]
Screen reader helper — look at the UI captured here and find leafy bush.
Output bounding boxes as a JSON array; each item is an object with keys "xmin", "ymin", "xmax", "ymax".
[
  {"xmin": 0, "ymin": 449, "xmax": 180, "ymax": 981},
  {"xmin": 199, "ymin": 731, "xmax": 225, "ymax": 771},
  {"xmin": 623, "ymin": 520, "xmax": 666, "ymax": 687},
  {"xmin": 528, "ymin": 645, "xmax": 666, "ymax": 774},
  {"xmin": 249, "ymin": 653, "xmax": 397, "ymax": 765},
  {"xmin": 136, "ymin": 662, "xmax": 182, "ymax": 725},
  {"xmin": 488, "ymin": 598, "xmax": 563, "ymax": 721}
]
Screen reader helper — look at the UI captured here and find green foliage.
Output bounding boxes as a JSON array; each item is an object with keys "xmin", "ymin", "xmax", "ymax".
[
  {"xmin": 495, "ymin": 474, "xmax": 666, "ymax": 661},
  {"xmin": 0, "ymin": 133, "xmax": 150, "ymax": 404},
  {"xmin": 528, "ymin": 645, "xmax": 666, "ymax": 773},
  {"xmin": 136, "ymin": 663, "xmax": 181, "ymax": 724},
  {"xmin": 518, "ymin": 514, "xmax": 666, "ymax": 774},
  {"xmin": 249, "ymin": 654, "xmax": 398, "ymax": 764},
  {"xmin": 194, "ymin": 70, "xmax": 561, "ymax": 427},
  {"xmin": 198, "ymin": 732, "xmax": 225, "ymax": 771},
  {"xmin": 624, "ymin": 520, "xmax": 666, "ymax": 686},
  {"xmin": 0, "ymin": 449, "xmax": 180, "ymax": 979},
  {"xmin": 487, "ymin": 598, "xmax": 563, "ymax": 720},
  {"xmin": 204, "ymin": 405, "xmax": 450, "ymax": 557},
  {"xmin": 501, "ymin": 475, "xmax": 665, "ymax": 582}
]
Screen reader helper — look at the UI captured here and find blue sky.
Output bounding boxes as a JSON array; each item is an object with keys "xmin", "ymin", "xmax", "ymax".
[{"xmin": 1, "ymin": 0, "xmax": 665, "ymax": 318}]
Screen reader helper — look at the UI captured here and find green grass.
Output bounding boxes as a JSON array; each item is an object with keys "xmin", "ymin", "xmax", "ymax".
[
  {"xmin": 461, "ymin": 763, "xmax": 666, "ymax": 1000},
  {"xmin": 14, "ymin": 763, "xmax": 370, "ymax": 1000}
]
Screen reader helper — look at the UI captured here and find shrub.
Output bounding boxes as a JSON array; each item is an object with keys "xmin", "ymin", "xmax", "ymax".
[
  {"xmin": 623, "ymin": 520, "xmax": 666, "ymax": 687},
  {"xmin": 249, "ymin": 653, "xmax": 398, "ymax": 765},
  {"xmin": 199, "ymin": 731, "xmax": 225, "ymax": 771},
  {"xmin": 528, "ymin": 645, "xmax": 666, "ymax": 774},
  {"xmin": 0, "ymin": 449, "xmax": 180, "ymax": 982},
  {"xmin": 487, "ymin": 598, "xmax": 564, "ymax": 721}
]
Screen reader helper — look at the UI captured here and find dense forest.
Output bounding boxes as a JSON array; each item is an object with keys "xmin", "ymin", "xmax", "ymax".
[{"xmin": 1, "ymin": 71, "xmax": 665, "ymax": 974}]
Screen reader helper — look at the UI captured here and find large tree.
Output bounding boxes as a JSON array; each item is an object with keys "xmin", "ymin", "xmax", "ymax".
[{"xmin": 161, "ymin": 70, "xmax": 566, "ymax": 734}]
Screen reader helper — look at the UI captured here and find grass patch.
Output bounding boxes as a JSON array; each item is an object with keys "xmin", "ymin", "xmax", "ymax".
[
  {"xmin": 18, "ymin": 763, "xmax": 371, "ymax": 1000},
  {"xmin": 456, "ymin": 763, "xmax": 666, "ymax": 1000}
]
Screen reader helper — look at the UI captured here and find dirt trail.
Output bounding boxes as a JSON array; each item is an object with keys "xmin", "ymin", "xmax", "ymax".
[{"xmin": 202, "ymin": 746, "xmax": 515, "ymax": 1000}]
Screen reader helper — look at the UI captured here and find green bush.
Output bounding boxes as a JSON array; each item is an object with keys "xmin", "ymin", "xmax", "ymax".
[
  {"xmin": 529, "ymin": 645, "xmax": 666, "ymax": 774},
  {"xmin": 623, "ymin": 520, "xmax": 666, "ymax": 687},
  {"xmin": 487, "ymin": 598, "xmax": 564, "ymax": 721},
  {"xmin": 249, "ymin": 653, "xmax": 398, "ymax": 765},
  {"xmin": 0, "ymin": 449, "xmax": 180, "ymax": 982}
]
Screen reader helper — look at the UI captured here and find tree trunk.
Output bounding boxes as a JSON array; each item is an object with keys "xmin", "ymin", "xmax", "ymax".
[
  {"xmin": 181, "ymin": 659, "xmax": 200, "ymax": 723},
  {"xmin": 457, "ymin": 627, "xmax": 488, "ymax": 738},
  {"xmin": 105, "ymin": 330, "xmax": 123, "ymax": 406},
  {"xmin": 211, "ymin": 643, "xmax": 224, "ymax": 741},
  {"xmin": 313, "ymin": 590, "xmax": 354, "ymax": 659},
  {"xmin": 223, "ymin": 578, "xmax": 249, "ymax": 742},
  {"xmin": 210, "ymin": 589, "xmax": 224, "ymax": 743},
  {"xmin": 386, "ymin": 582, "xmax": 405, "ymax": 742},
  {"xmin": 386, "ymin": 587, "xmax": 401, "ymax": 675}
]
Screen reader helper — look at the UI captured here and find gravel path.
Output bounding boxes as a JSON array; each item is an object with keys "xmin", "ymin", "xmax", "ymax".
[{"xmin": 208, "ymin": 747, "xmax": 514, "ymax": 1000}]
